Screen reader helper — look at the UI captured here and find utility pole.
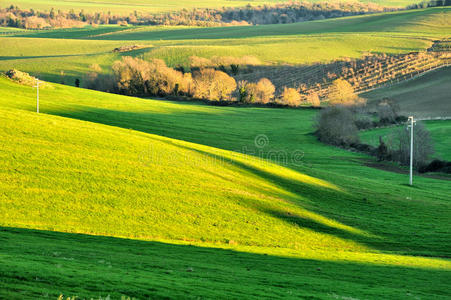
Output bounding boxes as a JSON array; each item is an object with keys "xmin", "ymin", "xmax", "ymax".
[
  {"xmin": 408, "ymin": 116, "xmax": 415, "ymax": 186},
  {"xmin": 34, "ymin": 78, "xmax": 40, "ymax": 113}
]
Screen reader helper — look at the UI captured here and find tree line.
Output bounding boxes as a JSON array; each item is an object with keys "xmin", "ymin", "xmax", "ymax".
[
  {"xmin": 0, "ymin": 2, "xmax": 392, "ymax": 29},
  {"xmin": 1, "ymin": 0, "xmax": 448, "ymax": 29},
  {"xmin": 314, "ymin": 93, "xmax": 450, "ymax": 173},
  {"xmin": 82, "ymin": 56, "xmax": 321, "ymax": 107},
  {"xmin": 407, "ymin": 0, "xmax": 451, "ymax": 8}
]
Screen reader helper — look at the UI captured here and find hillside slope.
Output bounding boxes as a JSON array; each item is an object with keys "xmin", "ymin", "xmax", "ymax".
[
  {"xmin": 0, "ymin": 76, "xmax": 450, "ymax": 298},
  {"xmin": 0, "ymin": 7, "xmax": 449, "ymax": 85},
  {"xmin": 362, "ymin": 66, "xmax": 451, "ymax": 118}
]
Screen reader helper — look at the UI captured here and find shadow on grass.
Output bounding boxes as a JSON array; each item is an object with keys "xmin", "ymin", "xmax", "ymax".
[
  {"xmin": 40, "ymin": 105, "xmax": 449, "ymax": 255},
  {"xmin": 1, "ymin": 226, "xmax": 449, "ymax": 299},
  {"xmin": 43, "ymin": 106, "xmax": 382, "ymax": 248},
  {"xmin": 161, "ymin": 142, "xmax": 380, "ymax": 242}
]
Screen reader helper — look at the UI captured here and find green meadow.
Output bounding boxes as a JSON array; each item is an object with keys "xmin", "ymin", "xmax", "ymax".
[
  {"xmin": 1, "ymin": 4, "xmax": 451, "ymax": 299},
  {"xmin": 360, "ymin": 120, "xmax": 451, "ymax": 161},
  {"xmin": 0, "ymin": 7, "xmax": 449, "ymax": 84},
  {"xmin": 0, "ymin": 73, "xmax": 450, "ymax": 298}
]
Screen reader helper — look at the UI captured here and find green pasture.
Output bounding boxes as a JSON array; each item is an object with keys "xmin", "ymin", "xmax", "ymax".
[
  {"xmin": 0, "ymin": 75, "xmax": 450, "ymax": 297},
  {"xmin": 360, "ymin": 120, "xmax": 451, "ymax": 161},
  {"xmin": 1, "ymin": 6, "xmax": 451, "ymax": 298},
  {"xmin": 0, "ymin": 8, "xmax": 449, "ymax": 85}
]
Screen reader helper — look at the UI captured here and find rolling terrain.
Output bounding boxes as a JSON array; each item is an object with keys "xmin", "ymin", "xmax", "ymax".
[
  {"xmin": 0, "ymin": 7, "xmax": 449, "ymax": 87},
  {"xmin": 362, "ymin": 66, "xmax": 451, "ymax": 118},
  {"xmin": 1, "ymin": 3, "xmax": 451, "ymax": 299},
  {"xmin": 0, "ymin": 73, "xmax": 450, "ymax": 298}
]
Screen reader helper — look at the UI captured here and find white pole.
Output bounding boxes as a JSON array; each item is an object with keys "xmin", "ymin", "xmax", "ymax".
[
  {"xmin": 409, "ymin": 116, "xmax": 414, "ymax": 186},
  {"xmin": 36, "ymin": 79, "xmax": 40, "ymax": 113}
]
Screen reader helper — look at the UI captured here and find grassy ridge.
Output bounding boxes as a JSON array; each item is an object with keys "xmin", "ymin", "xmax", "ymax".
[
  {"xmin": 0, "ymin": 73, "xmax": 450, "ymax": 297},
  {"xmin": 362, "ymin": 66, "xmax": 451, "ymax": 118},
  {"xmin": 1, "ymin": 8, "xmax": 449, "ymax": 85},
  {"xmin": 1, "ymin": 76, "xmax": 450, "ymax": 255}
]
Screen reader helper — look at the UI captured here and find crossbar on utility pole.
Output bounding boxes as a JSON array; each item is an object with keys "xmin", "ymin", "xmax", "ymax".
[
  {"xmin": 34, "ymin": 78, "xmax": 40, "ymax": 113},
  {"xmin": 408, "ymin": 116, "xmax": 415, "ymax": 186}
]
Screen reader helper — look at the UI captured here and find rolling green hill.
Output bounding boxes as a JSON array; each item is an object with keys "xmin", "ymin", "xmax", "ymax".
[
  {"xmin": 0, "ymin": 74, "xmax": 450, "ymax": 298},
  {"xmin": 0, "ymin": 7, "xmax": 449, "ymax": 87},
  {"xmin": 362, "ymin": 66, "xmax": 451, "ymax": 118}
]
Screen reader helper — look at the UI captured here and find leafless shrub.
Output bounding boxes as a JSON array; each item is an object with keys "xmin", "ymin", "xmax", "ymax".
[
  {"xmin": 377, "ymin": 98, "xmax": 400, "ymax": 124},
  {"xmin": 315, "ymin": 106, "xmax": 360, "ymax": 146},
  {"xmin": 83, "ymin": 72, "xmax": 116, "ymax": 93},
  {"xmin": 277, "ymin": 87, "xmax": 302, "ymax": 107},
  {"xmin": 389, "ymin": 122, "xmax": 434, "ymax": 168},
  {"xmin": 192, "ymin": 68, "xmax": 236, "ymax": 101},
  {"xmin": 238, "ymin": 78, "xmax": 275, "ymax": 104},
  {"xmin": 5, "ymin": 69, "xmax": 51, "ymax": 88},
  {"xmin": 328, "ymin": 79, "xmax": 365, "ymax": 106},
  {"xmin": 305, "ymin": 92, "xmax": 321, "ymax": 107}
]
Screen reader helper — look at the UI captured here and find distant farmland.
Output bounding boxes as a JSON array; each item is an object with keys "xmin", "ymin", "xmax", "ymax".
[
  {"xmin": 3, "ymin": 0, "xmax": 421, "ymax": 14},
  {"xmin": 362, "ymin": 66, "xmax": 451, "ymax": 118},
  {"xmin": 0, "ymin": 7, "xmax": 449, "ymax": 89}
]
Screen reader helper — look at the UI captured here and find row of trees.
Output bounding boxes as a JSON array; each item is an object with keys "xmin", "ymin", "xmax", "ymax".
[
  {"xmin": 83, "ymin": 57, "xmax": 321, "ymax": 107},
  {"xmin": 0, "ymin": 2, "xmax": 392, "ymax": 29},
  {"xmin": 407, "ymin": 0, "xmax": 451, "ymax": 9}
]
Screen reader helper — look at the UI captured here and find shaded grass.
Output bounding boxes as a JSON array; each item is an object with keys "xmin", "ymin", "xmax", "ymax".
[
  {"xmin": 0, "ymin": 76, "xmax": 450, "ymax": 257},
  {"xmin": 1, "ymin": 227, "xmax": 450, "ymax": 300},
  {"xmin": 362, "ymin": 66, "xmax": 451, "ymax": 118}
]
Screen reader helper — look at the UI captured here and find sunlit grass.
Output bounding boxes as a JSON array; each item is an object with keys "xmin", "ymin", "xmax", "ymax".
[
  {"xmin": 0, "ymin": 72, "xmax": 450, "ymax": 298},
  {"xmin": 0, "ymin": 8, "xmax": 449, "ymax": 83}
]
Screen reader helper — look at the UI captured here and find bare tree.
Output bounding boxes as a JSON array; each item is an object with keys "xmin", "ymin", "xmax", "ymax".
[
  {"xmin": 305, "ymin": 92, "xmax": 321, "ymax": 107},
  {"xmin": 390, "ymin": 122, "xmax": 434, "ymax": 168},
  {"xmin": 377, "ymin": 97, "xmax": 400, "ymax": 124},
  {"xmin": 238, "ymin": 78, "xmax": 275, "ymax": 104},
  {"xmin": 193, "ymin": 68, "xmax": 236, "ymax": 101},
  {"xmin": 328, "ymin": 79, "xmax": 365, "ymax": 106},
  {"xmin": 315, "ymin": 106, "xmax": 360, "ymax": 146},
  {"xmin": 278, "ymin": 87, "xmax": 302, "ymax": 107}
]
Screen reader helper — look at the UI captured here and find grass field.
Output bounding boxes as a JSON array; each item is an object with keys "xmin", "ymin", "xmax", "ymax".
[
  {"xmin": 362, "ymin": 66, "xmax": 451, "ymax": 118},
  {"xmin": 0, "ymin": 7, "xmax": 449, "ymax": 86},
  {"xmin": 0, "ymin": 73, "xmax": 450, "ymax": 298},
  {"xmin": 2, "ymin": 0, "xmax": 420, "ymax": 15},
  {"xmin": 360, "ymin": 120, "xmax": 451, "ymax": 161}
]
